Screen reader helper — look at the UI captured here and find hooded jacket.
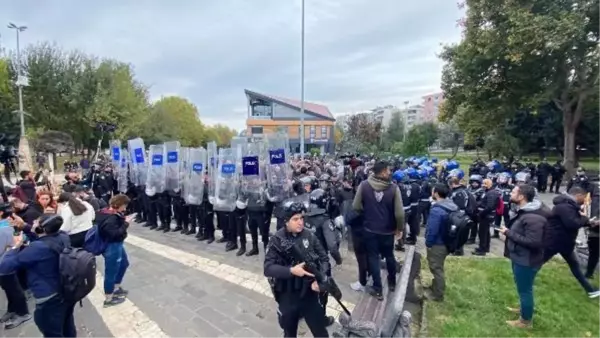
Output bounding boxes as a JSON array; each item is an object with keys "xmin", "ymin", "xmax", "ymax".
[
  {"xmin": 352, "ymin": 175, "xmax": 405, "ymax": 235},
  {"xmin": 505, "ymin": 200, "xmax": 550, "ymax": 268},
  {"xmin": 545, "ymin": 194, "xmax": 589, "ymax": 252},
  {"xmin": 426, "ymin": 199, "xmax": 458, "ymax": 247},
  {"xmin": 95, "ymin": 208, "xmax": 128, "ymax": 243}
]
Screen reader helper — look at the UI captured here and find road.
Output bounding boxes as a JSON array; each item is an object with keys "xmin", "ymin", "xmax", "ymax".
[{"xmin": 0, "ymin": 192, "xmax": 580, "ymax": 337}]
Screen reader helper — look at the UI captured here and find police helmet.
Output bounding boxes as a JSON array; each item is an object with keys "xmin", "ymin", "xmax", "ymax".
[
  {"xmin": 404, "ymin": 168, "xmax": 419, "ymax": 180},
  {"xmin": 447, "ymin": 168, "xmax": 465, "ymax": 180},
  {"xmin": 469, "ymin": 174, "xmax": 483, "ymax": 184},
  {"xmin": 309, "ymin": 188, "xmax": 328, "ymax": 210},
  {"xmin": 514, "ymin": 172, "xmax": 531, "ymax": 184},
  {"xmin": 417, "ymin": 169, "xmax": 428, "ymax": 179},
  {"xmin": 497, "ymin": 172, "xmax": 510, "ymax": 184},
  {"xmin": 392, "ymin": 170, "xmax": 405, "ymax": 183},
  {"xmin": 281, "ymin": 200, "xmax": 307, "ymax": 222}
]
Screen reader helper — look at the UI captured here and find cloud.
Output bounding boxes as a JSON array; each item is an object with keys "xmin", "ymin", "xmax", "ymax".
[{"xmin": 1, "ymin": 0, "xmax": 463, "ymax": 132}]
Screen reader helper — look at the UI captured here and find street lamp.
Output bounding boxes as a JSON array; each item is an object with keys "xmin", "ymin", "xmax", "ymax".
[
  {"xmin": 7, "ymin": 22, "xmax": 28, "ymax": 137},
  {"xmin": 299, "ymin": 0, "xmax": 305, "ymax": 158}
]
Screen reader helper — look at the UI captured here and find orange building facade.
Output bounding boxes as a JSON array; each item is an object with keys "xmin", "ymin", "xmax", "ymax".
[{"xmin": 245, "ymin": 89, "xmax": 336, "ymax": 154}]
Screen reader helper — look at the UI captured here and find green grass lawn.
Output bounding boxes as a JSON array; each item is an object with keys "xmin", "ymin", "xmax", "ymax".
[{"xmin": 422, "ymin": 257, "xmax": 599, "ymax": 337}]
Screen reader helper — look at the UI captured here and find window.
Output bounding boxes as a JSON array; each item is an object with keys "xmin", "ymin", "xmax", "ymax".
[
  {"xmin": 310, "ymin": 126, "xmax": 316, "ymax": 138},
  {"xmin": 251, "ymin": 126, "xmax": 263, "ymax": 135},
  {"xmin": 321, "ymin": 126, "xmax": 327, "ymax": 138},
  {"xmin": 250, "ymin": 99, "xmax": 273, "ymax": 118}
]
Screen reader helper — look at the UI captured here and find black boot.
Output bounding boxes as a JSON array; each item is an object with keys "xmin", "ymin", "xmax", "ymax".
[
  {"xmin": 197, "ymin": 231, "xmax": 207, "ymax": 241},
  {"xmin": 236, "ymin": 243, "xmax": 246, "ymax": 256},
  {"xmin": 245, "ymin": 243, "xmax": 259, "ymax": 257},
  {"xmin": 149, "ymin": 224, "xmax": 157, "ymax": 230},
  {"xmin": 187, "ymin": 227, "xmax": 196, "ymax": 235},
  {"xmin": 174, "ymin": 225, "xmax": 183, "ymax": 232},
  {"xmin": 216, "ymin": 237, "xmax": 227, "ymax": 243},
  {"xmin": 206, "ymin": 236, "xmax": 215, "ymax": 244},
  {"xmin": 225, "ymin": 242, "xmax": 238, "ymax": 252}
]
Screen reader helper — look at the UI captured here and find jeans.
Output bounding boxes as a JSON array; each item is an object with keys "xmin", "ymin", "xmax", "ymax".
[
  {"xmin": 102, "ymin": 242, "xmax": 129, "ymax": 294},
  {"xmin": 0, "ymin": 274, "xmax": 29, "ymax": 316},
  {"xmin": 364, "ymin": 231, "xmax": 396, "ymax": 292},
  {"xmin": 34, "ymin": 295, "xmax": 76, "ymax": 337},
  {"xmin": 511, "ymin": 262, "xmax": 540, "ymax": 321},
  {"xmin": 543, "ymin": 249, "xmax": 596, "ymax": 293}
]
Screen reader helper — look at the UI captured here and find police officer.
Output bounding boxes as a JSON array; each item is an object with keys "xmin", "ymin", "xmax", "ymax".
[
  {"xmin": 264, "ymin": 201, "xmax": 330, "ymax": 338},
  {"xmin": 494, "ymin": 173, "xmax": 513, "ymax": 235},
  {"xmin": 466, "ymin": 174, "xmax": 484, "ymax": 245},
  {"xmin": 418, "ymin": 169, "xmax": 432, "ymax": 227},
  {"xmin": 306, "ymin": 189, "xmax": 342, "ymax": 266},
  {"xmin": 393, "ymin": 170, "xmax": 411, "ymax": 251},
  {"xmin": 94, "ymin": 165, "xmax": 115, "ymax": 205},
  {"xmin": 549, "ymin": 160, "xmax": 566, "ymax": 194},
  {"xmin": 405, "ymin": 168, "xmax": 421, "ymax": 245}
]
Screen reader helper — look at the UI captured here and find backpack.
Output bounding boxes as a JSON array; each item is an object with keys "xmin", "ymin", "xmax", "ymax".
[
  {"xmin": 84, "ymin": 224, "xmax": 107, "ymax": 256},
  {"xmin": 42, "ymin": 238, "xmax": 97, "ymax": 305},
  {"xmin": 461, "ymin": 190, "xmax": 477, "ymax": 218},
  {"xmin": 439, "ymin": 206, "xmax": 472, "ymax": 253}
]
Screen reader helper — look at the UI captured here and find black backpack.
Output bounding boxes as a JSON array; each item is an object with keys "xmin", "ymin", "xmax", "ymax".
[
  {"xmin": 462, "ymin": 190, "xmax": 477, "ymax": 218},
  {"xmin": 42, "ymin": 238, "xmax": 97, "ymax": 305},
  {"xmin": 439, "ymin": 206, "xmax": 472, "ymax": 253}
]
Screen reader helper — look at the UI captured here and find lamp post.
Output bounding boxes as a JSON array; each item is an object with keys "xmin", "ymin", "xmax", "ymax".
[
  {"xmin": 8, "ymin": 22, "xmax": 31, "ymax": 172},
  {"xmin": 8, "ymin": 23, "xmax": 27, "ymax": 137},
  {"xmin": 299, "ymin": 0, "xmax": 306, "ymax": 159}
]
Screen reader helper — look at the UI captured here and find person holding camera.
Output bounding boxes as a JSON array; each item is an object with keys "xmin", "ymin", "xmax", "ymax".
[
  {"xmin": 0, "ymin": 214, "xmax": 76, "ymax": 337},
  {"xmin": 0, "ymin": 203, "xmax": 31, "ymax": 330}
]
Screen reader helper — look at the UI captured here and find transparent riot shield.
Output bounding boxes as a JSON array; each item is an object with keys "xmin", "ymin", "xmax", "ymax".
[
  {"xmin": 180, "ymin": 147, "xmax": 190, "ymax": 196},
  {"xmin": 230, "ymin": 136, "xmax": 248, "ymax": 164},
  {"xmin": 214, "ymin": 147, "xmax": 239, "ymax": 212},
  {"xmin": 147, "ymin": 144, "xmax": 166, "ymax": 193},
  {"xmin": 117, "ymin": 149, "xmax": 129, "ymax": 193},
  {"xmin": 207, "ymin": 141, "xmax": 217, "ymax": 204},
  {"xmin": 265, "ymin": 133, "xmax": 292, "ymax": 202},
  {"xmin": 127, "ymin": 137, "xmax": 147, "ymax": 186},
  {"xmin": 185, "ymin": 147, "xmax": 207, "ymax": 205},
  {"xmin": 110, "ymin": 140, "xmax": 121, "ymax": 173},
  {"xmin": 239, "ymin": 141, "xmax": 267, "ymax": 208},
  {"xmin": 164, "ymin": 141, "xmax": 181, "ymax": 191}
]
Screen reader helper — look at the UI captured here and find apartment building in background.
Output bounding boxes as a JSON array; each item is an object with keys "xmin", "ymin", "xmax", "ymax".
[
  {"xmin": 402, "ymin": 104, "xmax": 424, "ymax": 130},
  {"xmin": 245, "ymin": 89, "xmax": 336, "ymax": 154},
  {"xmin": 421, "ymin": 92, "xmax": 445, "ymax": 122}
]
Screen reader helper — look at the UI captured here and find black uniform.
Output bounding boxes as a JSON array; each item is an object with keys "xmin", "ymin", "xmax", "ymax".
[
  {"xmin": 536, "ymin": 161, "xmax": 551, "ymax": 192},
  {"xmin": 94, "ymin": 170, "xmax": 115, "ymax": 204},
  {"xmin": 418, "ymin": 179, "xmax": 432, "ymax": 226},
  {"xmin": 494, "ymin": 183, "xmax": 513, "ymax": 228},
  {"xmin": 264, "ymin": 228, "xmax": 330, "ymax": 338},
  {"xmin": 475, "ymin": 187, "xmax": 500, "ymax": 254},
  {"xmin": 549, "ymin": 162, "xmax": 566, "ymax": 193},
  {"xmin": 406, "ymin": 181, "xmax": 421, "ymax": 244}
]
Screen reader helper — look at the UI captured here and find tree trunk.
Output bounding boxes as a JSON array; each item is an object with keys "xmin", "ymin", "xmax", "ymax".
[{"xmin": 563, "ymin": 113, "xmax": 577, "ymax": 181}]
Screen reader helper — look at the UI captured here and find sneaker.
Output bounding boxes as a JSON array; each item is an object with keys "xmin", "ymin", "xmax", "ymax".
[
  {"xmin": 368, "ymin": 288, "xmax": 384, "ymax": 301},
  {"xmin": 350, "ymin": 281, "xmax": 365, "ymax": 292},
  {"xmin": 588, "ymin": 291, "xmax": 600, "ymax": 299},
  {"xmin": 4, "ymin": 314, "xmax": 32, "ymax": 330},
  {"xmin": 114, "ymin": 287, "xmax": 129, "ymax": 298},
  {"xmin": 103, "ymin": 297, "xmax": 126, "ymax": 308},
  {"xmin": 506, "ymin": 318, "xmax": 532, "ymax": 329},
  {"xmin": 0, "ymin": 312, "xmax": 14, "ymax": 323}
]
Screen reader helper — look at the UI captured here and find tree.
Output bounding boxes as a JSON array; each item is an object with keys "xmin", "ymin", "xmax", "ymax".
[
  {"xmin": 402, "ymin": 128, "xmax": 429, "ymax": 156},
  {"xmin": 440, "ymin": 0, "xmax": 599, "ymax": 178},
  {"xmin": 0, "ymin": 58, "xmax": 19, "ymax": 147},
  {"xmin": 341, "ymin": 114, "xmax": 382, "ymax": 153},
  {"xmin": 334, "ymin": 125, "xmax": 343, "ymax": 146},
  {"xmin": 140, "ymin": 96, "xmax": 206, "ymax": 146},
  {"xmin": 383, "ymin": 111, "xmax": 405, "ymax": 150},
  {"xmin": 437, "ymin": 118, "xmax": 463, "ymax": 158}
]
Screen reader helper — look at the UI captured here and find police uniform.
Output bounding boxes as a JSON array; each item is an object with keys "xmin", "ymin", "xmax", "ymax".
[{"xmin": 264, "ymin": 204, "xmax": 330, "ymax": 338}]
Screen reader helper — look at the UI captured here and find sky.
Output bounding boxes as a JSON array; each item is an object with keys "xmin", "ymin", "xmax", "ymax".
[{"xmin": 1, "ymin": 0, "xmax": 463, "ymax": 132}]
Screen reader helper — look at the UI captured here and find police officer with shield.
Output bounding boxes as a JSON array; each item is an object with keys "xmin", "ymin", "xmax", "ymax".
[{"xmin": 264, "ymin": 201, "xmax": 330, "ymax": 337}]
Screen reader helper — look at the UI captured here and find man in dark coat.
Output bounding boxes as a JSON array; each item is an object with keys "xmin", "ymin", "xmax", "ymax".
[{"xmin": 543, "ymin": 187, "xmax": 600, "ymax": 298}]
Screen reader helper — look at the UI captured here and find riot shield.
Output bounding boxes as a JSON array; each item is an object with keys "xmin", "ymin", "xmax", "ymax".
[
  {"xmin": 180, "ymin": 147, "xmax": 190, "ymax": 196},
  {"xmin": 214, "ymin": 147, "xmax": 239, "ymax": 212},
  {"xmin": 265, "ymin": 133, "xmax": 292, "ymax": 202},
  {"xmin": 239, "ymin": 141, "xmax": 267, "ymax": 208},
  {"xmin": 109, "ymin": 140, "xmax": 121, "ymax": 172},
  {"xmin": 117, "ymin": 149, "xmax": 129, "ymax": 194},
  {"xmin": 185, "ymin": 147, "xmax": 207, "ymax": 205},
  {"xmin": 127, "ymin": 137, "xmax": 147, "ymax": 186},
  {"xmin": 147, "ymin": 144, "xmax": 166, "ymax": 193},
  {"xmin": 207, "ymin": 141, "xmax": 218, "ymax": 204},
  {"xmin": 164, "ymin": 141, "xmax": 181, "ymax": 191}
]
